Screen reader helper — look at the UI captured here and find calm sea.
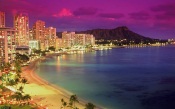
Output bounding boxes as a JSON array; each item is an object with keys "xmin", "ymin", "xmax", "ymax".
[{"xmin": 35, "ymin": 45, "xmax": 175, "ymax": 109}]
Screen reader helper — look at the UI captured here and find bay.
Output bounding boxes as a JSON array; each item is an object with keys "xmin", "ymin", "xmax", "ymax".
[{"xmin": 36, "ymin": 45, "xmax": 175, "ymax": 109}]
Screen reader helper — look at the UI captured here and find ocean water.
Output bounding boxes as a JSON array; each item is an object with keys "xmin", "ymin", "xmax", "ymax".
[{"xmin": 35, "ymin": 45, "xmax": 175, "ymax": 109}]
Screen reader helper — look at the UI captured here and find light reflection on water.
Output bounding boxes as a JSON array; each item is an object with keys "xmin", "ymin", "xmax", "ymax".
[{"xmin": 36, "ymin": 45, "xmax": 175, "ymax": 109}]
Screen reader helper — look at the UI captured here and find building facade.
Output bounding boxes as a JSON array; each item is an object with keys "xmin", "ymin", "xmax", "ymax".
[
  {"xmin": 14, "ymin": 13, "xmax": 29, "ymax": 46},
  {"xmin": 29, "ymin": 29, "xmax": 34, "ymax": 40},
  {"xmin": 55, "ymin": 38, "xmax": 63, "ymax": 50},
  {"xmin": 62, "ymin": 31, "xmax": 75, "ymax": 48},
  {"xmin": 0, "ymin": 27, "xmax": 16, "ymax": 66},
  {"xmin": 45, "ymin": 27, "xmax": 56, "ymax": 49},
  {"xmin": 29, "ymin": 40, "xmax": 40, "ymax": 50},
  {"xmin": 32, "ymin": 20, "xmax": 46, "ymax": 50},
  {"xmin": 15, "ymin": 46, "xmax": 30, "ymax": 55},
  {"xmin": 85, "ymin": 34, "xmax": 95, "ymax": 45},
  {"xmin": 0, "ymin": 11, "xmax": 5, "ymax": 27},
  {"xmin": 62, "ymin": 31, "xmax": 95, "ymax": 48},
  {"xmin": 74, "ymin": 34, "xmax": 86, "ymax": 46}
]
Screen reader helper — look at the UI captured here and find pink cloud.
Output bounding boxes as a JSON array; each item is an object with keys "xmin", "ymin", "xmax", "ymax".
[{"xmin": 53, "ymin": 8, "xmax": 73, "ymax": 17}]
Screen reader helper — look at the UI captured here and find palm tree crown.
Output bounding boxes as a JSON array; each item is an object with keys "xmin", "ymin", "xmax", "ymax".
[
  {"xmin": 69, "ymin": 95, "xmax": 79, "ymax": 108},
  {"xmin": 85, "ymin": 102, "xmax": 96, "ymax": 109}
]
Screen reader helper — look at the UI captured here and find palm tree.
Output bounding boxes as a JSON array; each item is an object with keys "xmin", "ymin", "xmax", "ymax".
[
  {"xmin": 0, "ymin": 65, "xmax": 4, "ymax": 71},
  {"xmin": 69, "ymin": 95, "xmax": 79, "ymax": 109},
  {"xmin": 4, "ymin": 62, "xmax": 11, "ymax": 70},
  {"xmin": 0, "ymin": 105, "xmax": 11, "ymax": 109},
  {"xmin": 23, "ymin": 94, "xmax": 31, "ymax": 104},
  {"xmin": 60, "ymin": 98, "xmax": 67, "ymax": 109},
  {"xmin": 16, "ymin": 73, "xmax": 21, "ymax": 79},
  {"xmin": 0, "ymin": 84, "xmax": 3, "ymax": 90},
  {"xmin": 85, "ymin": 103, "xmax": 96, "ymax": 109},
  {"xmin": 14, "ymin": 60, "xmax": 22, "ymax": 74},
  {"xmin": 12, "ymin": 92, "xmax": 23, "ymax": 104},
  {"xmin": 1, "ymin": 73, "xmax": 8, "ymax": 85},
  {"xmin": 63, "ymin": 101, "xmax": 67, "ymax": 109},
  {"xmin": 61, "ymin": 98, "xmax": 64, "ymax": 108},
  {"xmin": 0, "ymin": 83, "xmax": 5, "ymax": 94},
  {"xmin": 0, "ymin": 64, "xmax": 10, "ymax": 84},
  {"xmin": 21, "ymin": 78, "xmax": 27, "ymax": 87},
  {"xmin": 18, "ymin": 86, "xmax": 24, "ymax": 93},
  {"xmin": 14, "ymin": 78, "xmax": 20, "ymax": 90},
  {"xmin": 7, "ymin": 79, "xmax": 15, "ymax": 86},
  {"xmin": 0, "ymin": 74, "xmax": 5, "ymax": 84}
]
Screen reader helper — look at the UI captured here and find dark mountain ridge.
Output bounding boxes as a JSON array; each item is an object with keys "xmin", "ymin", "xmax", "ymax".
[
  {"xmin": 57, "ymin": 26, "xmax": 161, "ymax": 44},
  {"xmin": 76, "ymin": 26, "xmax": 154, "ymax": 41}
]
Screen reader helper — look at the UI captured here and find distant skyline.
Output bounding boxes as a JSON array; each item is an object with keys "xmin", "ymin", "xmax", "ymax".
[{"xmin": 0, "ymin": 0, "xmax": 175, "ymax": 39}]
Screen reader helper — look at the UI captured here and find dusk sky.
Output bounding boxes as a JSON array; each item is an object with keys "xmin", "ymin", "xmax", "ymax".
[{"xmin": 0, "ymin": 0, "xmax": 175, "ymax": 39}]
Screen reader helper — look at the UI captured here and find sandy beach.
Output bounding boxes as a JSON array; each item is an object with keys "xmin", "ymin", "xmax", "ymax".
[{"xmin": 21, "ymin": 58, "xmax": 87, "ymax": 109}]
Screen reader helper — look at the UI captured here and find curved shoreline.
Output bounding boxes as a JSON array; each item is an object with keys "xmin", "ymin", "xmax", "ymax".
[
  {"xmin": 22, "ymin": 58, "xmax": 86, "ymax": 109},
  {"xmin": 22, "ymin": 57, "xmax": 103, "ymax": 109}
]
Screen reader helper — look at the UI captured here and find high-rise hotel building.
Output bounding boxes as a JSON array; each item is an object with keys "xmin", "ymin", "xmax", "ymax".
[
  {"xmin": 0, "ymin": 11, "xmax": 5, "ymax": 27},
  {"xmin": 62, "ymin": 31, "xmax": 95, "ymax": 47},
  {"xmin": 45, "ymin": 27, "xmax": 57, "ymax": 49},
  {"xmin": 73, "ymin": 34, "xmax": 95, "ymax": 46},
  {"xmin": 62, "ymin": 31, "xmax": 75, "ymax": 48},
  {"xmin": 14, "ymin": 13, "xmax": 29, "ymax": 46},
  {"xmin": 0, "ymin": 28, "xmax": 16, "ymax": 65},
  {"xmin": 32, "ymin": 20, "xmax": 46, "ymax": 50},
  {"xmin": 0, "ymin": 12, "xmax": 16, "ymax": 66}
]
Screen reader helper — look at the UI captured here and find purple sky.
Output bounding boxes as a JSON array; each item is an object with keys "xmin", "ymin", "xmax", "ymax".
[{"xmin": 0, "ymin": 0, "xmax": 175, "ymax": 39}]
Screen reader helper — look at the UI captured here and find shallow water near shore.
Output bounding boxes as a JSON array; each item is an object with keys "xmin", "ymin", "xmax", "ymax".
[{"xmin": 35, "ymin": 45, "xmax": 175, "ymax": 109}]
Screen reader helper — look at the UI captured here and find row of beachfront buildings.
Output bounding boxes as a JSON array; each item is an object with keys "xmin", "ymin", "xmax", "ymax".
[{"xmin": 0, "ymin": 11, "xmax": 95, "ymax": 66}]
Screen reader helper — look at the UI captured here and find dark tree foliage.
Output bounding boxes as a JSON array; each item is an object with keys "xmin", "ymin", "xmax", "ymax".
[
  {"xmin": 48, "ymin": 46, "xmax": 55, "ymax": 51},
  {"xmin": 15, "ymin": 53, "xmax": 29, "ymax": 63}
]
